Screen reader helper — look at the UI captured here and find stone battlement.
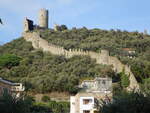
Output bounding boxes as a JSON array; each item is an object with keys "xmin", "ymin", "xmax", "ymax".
[{"xmin": 22, "ymin": 32, "xmax": 140, "ymax": 90}]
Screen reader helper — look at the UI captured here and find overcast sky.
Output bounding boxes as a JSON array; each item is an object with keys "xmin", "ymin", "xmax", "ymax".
[{"xmin": 0, "ymin": 0, "xmax": 150, "ymax": 44}]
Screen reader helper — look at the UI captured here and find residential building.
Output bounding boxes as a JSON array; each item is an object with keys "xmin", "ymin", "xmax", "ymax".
[
  {"xmin": 70, "ymin": 77, "xmax": 112, "ymax": 113},
  {"xmin": 0, "ymin": 77, "xmax": 25, "ymax": 97}
]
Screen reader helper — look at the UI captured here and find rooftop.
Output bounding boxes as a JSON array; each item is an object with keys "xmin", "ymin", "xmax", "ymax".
[
  {"xmin": 122, "ymin": 48, "xmax": 135, "ymax": 51},
  {"xmin": 0, "ymin": 77, "xmax": 21, "ymax": 86},
  {"xmin": 79, "ymin": 77, "xmax": 112, "ymax": 93}
]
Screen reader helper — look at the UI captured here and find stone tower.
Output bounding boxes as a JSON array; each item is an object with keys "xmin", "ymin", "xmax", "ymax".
[
  {"xmin": 23, "ymin": 18, "xmax": 34, "ymax": 32},
  {"xmin": 38, "ymin": 9, "xmax": 49, "ymax": 29}
]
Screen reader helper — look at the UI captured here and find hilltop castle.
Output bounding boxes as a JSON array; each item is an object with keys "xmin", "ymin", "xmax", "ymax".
[
  {"xmin": 22, "ymin": 9, "xmax": 140, "ymax": 113},
  {"xmin": 23, "ymin": 9, "xmax": 139, "ymax": 92},
  {"xmin": 23, "ymin": 8, "xmax": 49, "ymax": 32}
]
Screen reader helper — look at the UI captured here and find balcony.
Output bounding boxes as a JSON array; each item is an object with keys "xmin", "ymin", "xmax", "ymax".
[{"xmin": 11, "ymin": 84, "xmax": 25, "ymax": 92}]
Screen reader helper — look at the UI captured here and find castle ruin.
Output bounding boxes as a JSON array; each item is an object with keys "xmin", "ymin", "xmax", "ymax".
[
  {"xmin": 38, "ymin": 9, "xmax": 49, "ymax": 29},
  {"xmin": 23, "ymin": 18, "xmax": 34, "ymax": 32},
  {"xmin": 23, "ymin": 8, "xmax": 49, "ymax": 32},
  {"xmin": 22, "ymin": 31, "xmax": 139, "ymax": 91},
  {"xmin": 22, "ymin": 9, "xmax": 140, "ymax": 91}
]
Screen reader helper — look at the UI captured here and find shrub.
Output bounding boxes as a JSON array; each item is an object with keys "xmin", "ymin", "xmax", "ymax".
[
  {"xmin": 100, "ymin": 91, "xmax": 150, "ymax": 113},
  {"xmin": 119, "ymin": 69, "xmax": 130, "ymax": 88},
  {"xmin": 42, "ymin": 96, "xmax": 50, "ymax": 102},
  {"xmin": 0, "ymin": 90, "xmax": 32, "ymax": 113},
  {"xmin": 0, "ymin": 54, "xmax": 21, "ymax": 69}
]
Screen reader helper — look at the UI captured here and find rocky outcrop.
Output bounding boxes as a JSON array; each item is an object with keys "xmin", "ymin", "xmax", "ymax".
[{"xmin": 22, "ymin": 32, "xmax": 140, "ymax": 90}]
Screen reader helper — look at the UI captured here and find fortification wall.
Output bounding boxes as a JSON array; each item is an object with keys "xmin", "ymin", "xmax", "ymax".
[{"xmin": 22, "ymin": 32, "xmax": 139, "ymax": 90}]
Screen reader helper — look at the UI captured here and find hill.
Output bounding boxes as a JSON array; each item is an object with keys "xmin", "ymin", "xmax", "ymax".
[
  {"xmin": 38, "ymin": 28, "xmax": 150, "ymax": 82},
  {"xmin": 0, "ymin": 38, "xmax": 114, "ymax": 93},
  {"xmin": 0, "ymin": 27, "xmax": 150, "ymax": 94}
]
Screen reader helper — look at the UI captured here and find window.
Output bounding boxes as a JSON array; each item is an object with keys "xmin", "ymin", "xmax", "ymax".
[
  {"xmin": 83, "ymin": 110, "xmax": 90, "ymax": 113},
  {"xmin": 83, "ymin": 99, "xmax": 92, "ymax": 105},
  {"xmin": 102, "ymin": 80, "xmax": 106, "ymax": 85}
]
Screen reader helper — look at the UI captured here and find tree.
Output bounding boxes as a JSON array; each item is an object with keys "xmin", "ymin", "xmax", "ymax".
[
  {"xmin": 42, "ymin": 96, "xmax": 51, "ymax": 102},
  {"xmin": 60, "ymin": 25, "xmax": 68, "ymax": 31},
  {"xmin": 100, "ymin": 91, "xmax": 150, "ymax": 113},
  {"xmin": 0, "ymin": 54, "xmax": 21, "ymax": 69},
  {"xmin": 30, "ymin": 103, "xmax": 52, "ymax": 113},
  {"xmin": 0, "ymin": 89, "xmax": 32, "ymax": 113},
  {"xmin": 120, "ymin": 70, "xmax": 130, "ymax": 88},
  {"xmin": 141, "ymin": 78, "xmax": 150, "ymax": 94}
]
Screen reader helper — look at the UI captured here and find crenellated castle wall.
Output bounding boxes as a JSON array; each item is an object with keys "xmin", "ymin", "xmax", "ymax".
[{"xmin": 22, "ymin": 32, "xmax": 139, "ymax": 90}]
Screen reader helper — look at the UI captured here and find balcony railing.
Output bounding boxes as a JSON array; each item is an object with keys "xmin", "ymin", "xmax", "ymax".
[{"xmin": 11, "ymin": 86, "xmax": 25, "ymax": 91}]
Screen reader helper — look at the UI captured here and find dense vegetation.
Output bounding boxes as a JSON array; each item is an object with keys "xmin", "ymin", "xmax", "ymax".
[
  {"xmin": 0, "ymin": 27, "xmax": 150, "ymax": 93},
  {"xmin": 0, "ymin": 90, "xmax": 32, "ymax": 113},
  {"xmin": 31, "ymin": 101, "xmax": 69, "ymax": 113},
  {"xmin": 100, "ymin": 91, "xmax": 150, "ymax": 113},
  {"xmin": 0, "ymin": 90, "xmax": 69, "ymax": 113},
  {"xmin": 0, "ymin": 54, "xmax": 21, "ymax": 69},
  {"xmin": 38, "ymin": 28, "xmax": 150, "ymax": 82},
  {"xmin": 1, "ymin": 88, "xmax": 150, "ymax": 113},
  {"xmin": 0, "ymin": 38, "xmax": 114, "ymax": 93},
  {"xmin": 0, "ymin": 27, "xmax": 150, "ymax": 113},
  {"xmin": 120, "ymin": 70, "xmax": 130, "ymax": 88}
]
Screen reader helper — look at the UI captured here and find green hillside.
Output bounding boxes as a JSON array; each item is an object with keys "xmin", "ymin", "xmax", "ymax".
[
  {"xmin": 0, "ymin": 27, "xmax": 150, "ymax": 93},
  {"xmin": 0, "ymin": 38, "xmax": 114, "ymax": 93},
  {"xmin": 38, "ymin": 28, "xmax": 150, "ymax": 82}
]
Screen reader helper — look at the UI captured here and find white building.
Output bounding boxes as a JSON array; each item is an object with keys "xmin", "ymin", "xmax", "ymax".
[
  {"xmin": 70, "ymin": 77, "xmax": 112, "ymax": 113},
  {"xmin": 0, "ymin": 77, "xmax": 25, "ymax": 97},
  {"xmin": 79, "ymin": 97, "xmax": 97, "ymax": 113}
]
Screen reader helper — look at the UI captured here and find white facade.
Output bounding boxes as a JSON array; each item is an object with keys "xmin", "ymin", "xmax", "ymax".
[
  {"xmin": 11, "ymin": 83, "xmax": 25, "ymax": 92},
  {"xmin": 70, "ymin": 77, "xmax": 112, "ymax": 113},
  {"xmin": 70, "ymin": 96, "xmax": 97, "ymax": 113},
  {"xmin": 80, "ymin": 97, "xmax": 95, "ymax": 113},
  {"xmin": 70, "ymin": 96, "xmax": 76, "ymax": 113}
]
